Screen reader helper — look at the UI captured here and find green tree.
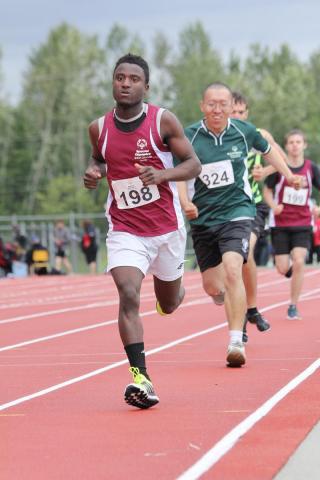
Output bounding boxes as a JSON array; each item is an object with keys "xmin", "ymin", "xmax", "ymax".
[
  {"xmin": 35, "ymin": 175, "xmax": 106, "ymax": 214},
  {"xmin": 105, "ymin": 24, "xmax": 145, "ymax": 66},
  {"xmin": 12, "ymin": 23, "xmax": 107, "ymax": 214},
  {"xmin": 304, "ymin": 50, "xmax": 320, "ymax": 162},
  {"xmin": 0, "ymin": 49, "xmax": 15, "ymax": 214},
  {"xmin": 166, "ymin": 22, "xmax": 224, "ymax": 125},
  {"xmin": 242, "ymin": 44, "xmax": 309, "ymax": 145},
  {"xmin": 2, "ymin": 21, "xmax": 320, "ymax": 217}
]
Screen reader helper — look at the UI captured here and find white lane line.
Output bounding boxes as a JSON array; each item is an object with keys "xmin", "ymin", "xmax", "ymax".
[
  {"xmin": 1, "ymin": 269, "xmax": 318, "ymax": 324},
  {"xmin": 0, "ymin": 284, "xmax": 204, "ymax": 325},
  {"xmin": 0, "ymin": 319, "xmax": 118, "ymax": 352},
  {"xmin": 0, "ymin": 301, "xmax": 116, "ymax": 325},
  {"xmin": 1, "ymin": 286, "xmax": 319, "ymax": 409},
  {"xmin": 0, "ymin": 322, "xmax": 227, "ymax": 412},
  {"xmin": 258, "ymin": 268, "xmax": 319, "ymax": 289},
  {"xmin": 0, "ymin": 292, "xmax": 157, "ymax": 325},
  {"xmin": 1, "ymin": 288, "xmax": 319, "ymax": 354},
  {"xmin": 0, "ymin": 297, "xmax": 210, "ymax": 353},
  {"xmin": 176, "ymin": 358, "xmax": 320, "ymax": 480}
]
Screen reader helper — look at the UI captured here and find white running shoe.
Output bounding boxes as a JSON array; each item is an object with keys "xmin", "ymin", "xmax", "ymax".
[{"xmin": 226, "ymin": 341, "xmax": 246, "ymax": 367}]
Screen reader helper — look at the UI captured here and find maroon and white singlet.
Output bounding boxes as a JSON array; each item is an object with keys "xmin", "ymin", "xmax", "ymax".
[
  {"xmin": 97, "ymin": 103, "xmax": 184, "ymax": 237},
  {"xmin": 269, "ymin": 159, "xmax": 314, "ymax": 227}
]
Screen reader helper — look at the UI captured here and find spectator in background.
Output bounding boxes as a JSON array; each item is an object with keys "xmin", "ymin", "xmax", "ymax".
[
  {"xmin": 26, "ymin": 235, "xmax": 49, "ymax": 275},
  {"xmin": 53, "ymin": 220, "xmax": 73, "ymax": 274},
  {"xmin": 12, "ymin": 224, "xmax": 28, "ymax": 261},
  {"xmin": 81, "ymin": 220, "xmax": 98, "ymax": 274},
  {"xmin": 0, "ymin": 237, "xmax": 12, "ymax": 277},
  {"xmin": 307, "ymin": 206, "xmax": 320, "ymax": 263}
]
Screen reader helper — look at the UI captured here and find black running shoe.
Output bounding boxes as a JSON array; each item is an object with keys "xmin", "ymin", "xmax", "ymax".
[
  {"xmin": 242, "ymin": 318, "xmax": 248, "ymax": 343},
  {"xmin": 285, "ymin": 266, "xmax": 293, "ymax": 278},
  {"xmin": 246, "ymin": 311, "xmax": 270, "ymax": 332},
  {"xmin": 124, "ymin": 367, "xmax": 159, "ymax": 409}
]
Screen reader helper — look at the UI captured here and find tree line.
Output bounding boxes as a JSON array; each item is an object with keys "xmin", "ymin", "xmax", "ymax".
[{"xmin": 1, "ymin": 21, "xmax": 320, "ymax": 216}]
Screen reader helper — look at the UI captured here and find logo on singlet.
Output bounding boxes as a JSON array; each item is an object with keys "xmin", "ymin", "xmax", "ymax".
[
  {"xmin": 137, "ymin": 138, "xmax": 147, "ymax": 149},
  {"xmin": 134, "ymin": 138, "xmax": 152, "ymax": 162},
  {"xmin": 227, "ymin": 146, "xmax": 242, "ymax": 159}
]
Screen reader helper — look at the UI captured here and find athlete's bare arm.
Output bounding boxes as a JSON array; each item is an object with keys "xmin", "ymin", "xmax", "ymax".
[
  {"xmin": 262, "ymin": 145, "xmax": 302, "ymax": 190},
  {"xmin": 84, "ymin": 120, "xmax": 107, "ymax": 190},
  {"xmin": 252, "ymin": 128, "xmax": 287, "ymax": 181},
  {"xmin": 263, "ymin": 185, "xmax": 284, "ymax": 216},
  {"xmin": 176, "ymin": 181, "xmax": 198, "ymax": 220},
  {"xmin": 136, "ymin": 110, "xmax": 201, "ymax": 186},
  {"xmin": 260, "ymin": 128, "xmax": 287, "ymax": 162}
]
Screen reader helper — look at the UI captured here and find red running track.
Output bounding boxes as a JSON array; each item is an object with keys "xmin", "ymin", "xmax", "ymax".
[{"xmin": 0, "ymin": 268, "xmax": 319, "ymax": 479}]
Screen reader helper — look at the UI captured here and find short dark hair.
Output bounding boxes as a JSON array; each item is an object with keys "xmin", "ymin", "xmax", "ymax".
[
  {"xmin": 113, "ymin": 53, "xmax": 150, "ymax": 84},
  {"xmin": 202, "ymin": 82, "xmax": 233, "ymax": 99},
  {"xmin": 284, "ymin": 129, "xmax": 306, "ymax": 144},
  {"xmin": 232, "ymin": 91, "xmax": 248, "ymax": 108}
]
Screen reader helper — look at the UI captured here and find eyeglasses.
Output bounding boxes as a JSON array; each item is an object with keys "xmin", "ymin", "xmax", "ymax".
[{"xmin": 203, "ymin": 102, "xmax": 231, "ymax": 111}]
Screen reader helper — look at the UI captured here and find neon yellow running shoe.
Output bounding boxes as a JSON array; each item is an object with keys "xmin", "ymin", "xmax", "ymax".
[
  {"xmin": 124, "ymin": 367, "xmax": 159, "ymax": 409},
  {"xmin": 156, "ymin": 300, "xmax": 167, "ymax": 316}
]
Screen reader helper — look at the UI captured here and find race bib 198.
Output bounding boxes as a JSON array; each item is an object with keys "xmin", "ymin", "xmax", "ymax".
[
  {"xmin": 112, "ymin": 176, "xmax": 160, "ymax": 209},
  {"xmin": 199, "ymin": 160, "xmax": 234, "ymax": 188},
  {"xmin": 282, "ymin": 186, "xmax": 308, "ymax": 206}
]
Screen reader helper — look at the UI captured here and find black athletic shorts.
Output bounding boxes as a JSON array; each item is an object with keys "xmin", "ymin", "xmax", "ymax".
[
  {"xmin": 252, "ymin": 202, "xmax": 269, "ymax": 239},
  {"xmin": 84, "ymin": 246, "xmax": 97, "ymax": 264},
  {"xmin": 191, "ymin": 220, "xmax": 252, "ymax": 272},
  {"xmin": 55, "ymin": 247, "xmax": 66, "ymax": 258},
  {"xmin": 271, "ymin": 226, "xmax": 312, "ymax": 255}
]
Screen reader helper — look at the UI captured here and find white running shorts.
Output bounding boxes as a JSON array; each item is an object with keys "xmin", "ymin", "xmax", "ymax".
[{"xmin": 106, "ymin": 227, "xmax": 187, "ymax": 281}]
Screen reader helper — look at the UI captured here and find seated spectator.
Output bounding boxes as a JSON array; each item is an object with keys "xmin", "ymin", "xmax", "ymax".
[
  {"xmin": 12, "ymin": 224, "xmax": 28, "ymax": 261},
  {"xmin": 26, "ymin": 236, "xmax": 49, "ymax": 275},
  {"xmin": 0, "ymin": 237, "xmax": 12, "ymax": 277}
]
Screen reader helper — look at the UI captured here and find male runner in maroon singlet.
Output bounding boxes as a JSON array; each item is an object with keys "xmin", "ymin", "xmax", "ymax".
[
  {"xmin": 83, "ymin": 54, "xmax": 201, "ymax": 409},
  {"xmin": 264, "ymin": 129, "xmax": 320, "ymax": 320}
]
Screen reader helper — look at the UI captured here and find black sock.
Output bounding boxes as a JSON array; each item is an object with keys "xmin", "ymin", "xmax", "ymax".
[
  {"xmin": 124, "ymin": 342, "xmax": 150, "ymax": 380},
  {"xmin": 247, "ymin": 307, "xmax": 258, "ymax": 316}
]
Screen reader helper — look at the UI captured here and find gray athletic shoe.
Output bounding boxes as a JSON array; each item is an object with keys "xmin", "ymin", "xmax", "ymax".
[
  {"xmin": 213, "ymin": 291, "xmax": 225, "ymax": 306},
  {"xmin": 287, "ymin": 304, "xmax": 301, "ymax": 320}
]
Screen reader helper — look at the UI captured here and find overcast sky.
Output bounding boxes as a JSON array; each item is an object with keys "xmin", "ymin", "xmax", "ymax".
[{"xmin": 1, "ymin": 0, "xmax": 320, "ymax": 103}]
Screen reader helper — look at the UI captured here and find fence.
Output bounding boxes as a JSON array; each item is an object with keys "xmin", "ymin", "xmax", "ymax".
[{"xmin": 0, "ymin": 212, "xmax": 197, "ymax": 274}]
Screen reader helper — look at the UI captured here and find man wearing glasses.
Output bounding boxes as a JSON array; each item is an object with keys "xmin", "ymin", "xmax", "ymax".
[{"xmin": 178, "ymin": 82, "xmax": 301, "ymax": 368}]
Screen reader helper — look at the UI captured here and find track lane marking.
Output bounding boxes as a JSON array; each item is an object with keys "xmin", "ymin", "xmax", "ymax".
[
  {"xmin": 1, "ymin": 287, "xmax": 320, "ymax": 411},
  {"xmin": 176, "ymin": 358, "xmax": 320, "ymax": 480},
  {"xmin": 1, "ymin": 289, "xmax": 319, "ymax": 354},
  {"xmin": 0, "ymin": 284, "xmax": 204, "ymax": 325},
  {"xmin": 0, "ymin": 322, "xmax": 227, "ymax": 412},
  {"xmin": 1, "ymin": 270, "xmax": 318, "ymax": 325}
]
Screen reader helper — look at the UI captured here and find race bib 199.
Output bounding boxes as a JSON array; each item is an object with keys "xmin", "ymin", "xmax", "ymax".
[
  {"xmin": 112, "ymin": 176, "xmax": 160, "ymax": 209},
  {"xmin": 199, "ymin": 160, "xmax": 234, "ymax": 188},
  {"xmin": 282, "ymin": 186, "xmax": 308, "ymax": 206}
]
